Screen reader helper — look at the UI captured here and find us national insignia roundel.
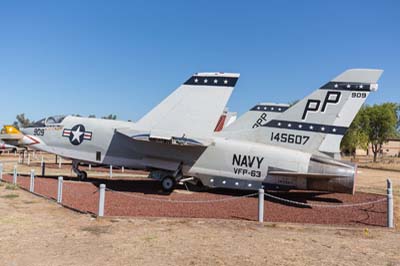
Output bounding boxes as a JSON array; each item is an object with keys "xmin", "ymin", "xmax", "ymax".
[{"xmin": 62, "ymin": 124, "xmax": 92, "ymax": 145}]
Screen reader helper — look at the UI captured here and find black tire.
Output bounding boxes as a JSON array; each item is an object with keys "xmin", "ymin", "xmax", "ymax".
[
  {"xmin": 78, "ymin": 171, "xmax": 88, "ymax": 181},
  {"xmin": 161, "ymin": 176, "xmax": 175, "ymax": 192}
]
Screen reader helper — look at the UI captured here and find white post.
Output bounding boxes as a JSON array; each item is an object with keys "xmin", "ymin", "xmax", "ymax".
[
  {"xmin": 14, "ymin": 150, "xmax": 16, "ymax": 156},
  {"xmin": 88, "ymin": 164, "xmax": 91, "ymax": 171},
  {"xmin": 258, "ymin": 188, "xmax": 264, "ymax": 223},
  {"xmin": 109, "ymin": 165, "xmax": 113, "ymax": 179},
  {"xmin": 30, "ymin": 169, "xmax": 35, "ymax": 192},
  {"xmin": 98, "ymin": 184, "xmax": 106, "ymax": 217},
  {"xmin": 18, "ymin": 153, "xmax": 21, "ymax": 164},
  {"xmin": 121, "ymin": 166, "xmax": 124, "ymax": 173},
  {"xmin": 59, "ymin": 157, "xmax": 62, "ymax": 169},
  {"xmin": 57, "ymin": 176, "xmax": 63, "ymax": 204},
  {"xmin": 0, "ymin": 163, "xmax": 3, "ymax": 181},
  {"xmin": 27, "ymin": 153, "xmax": 31, "ymax": 166},
  {"xmin": 13, "ymin": 165, "xmax": 17, "ymax": 185},
  {"xmin": 41, "ymin": 156, "xmax": 44, "ymax": 167},
  {"xmin": 387, "ymin": 179, "xmax": 394, "ymax": 228}
]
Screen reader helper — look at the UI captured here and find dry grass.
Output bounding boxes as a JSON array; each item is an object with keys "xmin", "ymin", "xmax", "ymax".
[
  {"xmin": 0, "ymin": 194, "xmax": 19, "ymax": 199},
  {"xmin": 344, "ymin": 156, "xmax": 400, "ymax": 171},
  {"xmin": 5, "ymin": 184, "xmax": 18, "ymax": 190}
]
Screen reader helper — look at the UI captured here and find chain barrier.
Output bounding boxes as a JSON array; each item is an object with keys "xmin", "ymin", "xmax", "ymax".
[
  {"xmin": 105, "ymin": 187, "xmax": 387, "ymax": 208},
  {"xmin": 105, "ymin": 187, "xmax": 258, "ymax": 204},
  {"xmin": 263, "ymin": 192, "xmax": 387, "ymax": 208}
]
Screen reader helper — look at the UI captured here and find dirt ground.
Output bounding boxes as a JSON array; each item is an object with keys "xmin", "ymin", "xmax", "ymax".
[
  {"xmin": 0, "ymin": 153, "xmax": 399, "ymax": 265},
  {"xmin": 0, "ymin": 184, "xmax": 399, "ymax": 266}
]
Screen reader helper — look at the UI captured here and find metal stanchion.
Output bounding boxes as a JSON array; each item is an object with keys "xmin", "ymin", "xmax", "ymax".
[
  {"xmin": 109, "ymin": 165, "xmax": 113, "ymax": 179},
  {"xmin": 13, "ymin": 165, "xmax": 17, "ymax": 185},
  {"xmin": 98, "ymin": 184, "xmax": 106, "ymax": 217},
  {"xmin": 59, "ymin": 157, "xmax": 62, "ymax": 169},
  {"xmin": 387, "ymin": 179, "xmax": 394, "ymax": 228},
  {"xmin": 88, "ymin": 164, "xmax": 91, "ymax": 171},
  {"xmin": 57, "ymin": 176, "xmax": 63, "ymax": 204},
  {"xmin": 27, "ymin": 153, "xmax": 31, "ymax": 166},
  {"xmin": 41, "ymin": 162, "xmax": 46, "ymax": 177},
  {"xmin": 258, "ymin": 188, "xmax": 264, "ymax": 223},
  {"xmin": 40, "ymin": 156, "xmax": 44, "ymax": 167},
  {"xmin": 30, "ymin": 169, "xmax": 35, "ymax": 192},
  {"xmin": 121, "ymin": 166, "xmax": 124, "ymax": 173}
]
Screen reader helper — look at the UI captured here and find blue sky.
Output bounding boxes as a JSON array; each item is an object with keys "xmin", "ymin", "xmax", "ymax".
[{"xmin": 0, "ymin": 0, "xmax": 399, "ymax": 125}]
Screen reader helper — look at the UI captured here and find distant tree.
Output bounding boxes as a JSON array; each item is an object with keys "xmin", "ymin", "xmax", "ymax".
[
  {"xmin": 395, "ymin": 103, "xmax": 400, "ymax": 135},
  {"xmin": 340, "ymin": 106, "xmax": 369, "ymax": 157},
  {"xmin": 364, "ymin": 103, "xmax": 398, "ymax": 162},
  {"xmin": 72, "ymin": 114, "xmax": 82, "ymax": 117},
  {"xmin": 88, "ymin": 114, "xmax": 96, "ymax": 118},
  {"xmin": 14, "ymin": 113, "xmax": 31, "ymax": 129},
  {"xmin": 102, "ymin": 114, "xmax": 117, "ymax": 120},
  {"xmin": 12, "ymin": 121, "xmax": 19, "ymax": 130}
]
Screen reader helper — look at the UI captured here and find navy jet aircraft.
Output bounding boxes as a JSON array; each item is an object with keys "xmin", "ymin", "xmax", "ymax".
[{"xmin": 22, "ymin": 69, "xmax": 382, "ymax": 194}]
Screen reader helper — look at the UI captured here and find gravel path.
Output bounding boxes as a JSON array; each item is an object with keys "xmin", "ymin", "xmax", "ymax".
[{"xmin": 2, "ymin": 174, "xmax": 387, "ymax": 226}]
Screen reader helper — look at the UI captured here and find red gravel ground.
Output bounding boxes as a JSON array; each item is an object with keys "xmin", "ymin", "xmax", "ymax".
[{"xmin": 1, "ymin": 174, "xmax": 387, "ymax": 227}]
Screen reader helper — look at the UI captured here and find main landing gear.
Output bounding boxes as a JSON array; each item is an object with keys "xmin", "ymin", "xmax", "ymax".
[
  {"xmin": 150, "ymin": 170, "xmax": 178, "ymax": 193},
  {"xmin": 72, "ymin": 161, "xmax": 87, "ymax": 181},
  {"xmin": 161, "ymin": 176, "xmax": 176, "ymax": 193},
  {"xmin": 151, "ymin": 168, "xmax": 202, "ymax": 193}
]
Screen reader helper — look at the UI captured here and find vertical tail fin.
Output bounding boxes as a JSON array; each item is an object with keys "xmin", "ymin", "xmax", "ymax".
[
  {"xmin": 222, "ymin": 103, "xmax": 290, "ymax": 132},
  {"xmin": 224, "ymin": 69, "xmax": 383, "ymax": 157},
  {"xmin": 136, "ymin": 72, "xmax": 239, "ymax": 140}
]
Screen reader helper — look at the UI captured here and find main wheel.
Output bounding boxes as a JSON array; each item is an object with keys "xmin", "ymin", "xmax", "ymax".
[
  {"xmin": 161, "ymin": 176, "xmax": 175, "ymax": 192},
  {"xmin": 78, "ymin": 171, "xmax": 88, "ymax": 181}
]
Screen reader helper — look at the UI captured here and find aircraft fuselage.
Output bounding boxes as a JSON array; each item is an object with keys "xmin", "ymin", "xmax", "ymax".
[{"xmin": 22, "ymin": 115, "xmax": 355, "ymax": 194}]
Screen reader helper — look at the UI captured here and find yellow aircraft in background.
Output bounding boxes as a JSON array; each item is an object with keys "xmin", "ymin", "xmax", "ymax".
[{"xmin": 0, "ymin": 125, "xmax": 37, "ymax": 148}]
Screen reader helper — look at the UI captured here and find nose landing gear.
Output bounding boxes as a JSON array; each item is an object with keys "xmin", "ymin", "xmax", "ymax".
[{"xmin": 72, "ymin": 161, "xmax": 88, "ymax": 181}]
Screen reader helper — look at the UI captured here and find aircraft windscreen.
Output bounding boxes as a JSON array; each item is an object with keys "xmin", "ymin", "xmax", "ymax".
[
  {"xmin": 45, "ymin": 115, "xmax": 66, "ymax": 125},
  {"xmin": 29, "ymin": 118, "xmax": 46, "ymax": 127},
  {"xmin": 28, "ymin": 115, "xmax": 66, "ymax": 127}
]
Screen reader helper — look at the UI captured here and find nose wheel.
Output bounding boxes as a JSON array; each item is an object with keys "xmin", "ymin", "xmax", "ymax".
[
  {"xmin": 78, "ymin": 171, "xmax": 88, "ymax": 181},
  {"xmin": 161, "ymin": 176, "xmax": 176, "ymax": 193}
]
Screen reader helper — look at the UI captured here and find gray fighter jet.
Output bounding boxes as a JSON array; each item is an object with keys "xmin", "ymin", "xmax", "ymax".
[{"xmin": 22, "ymin": 69, "xmax": 382, "ymax": 194}]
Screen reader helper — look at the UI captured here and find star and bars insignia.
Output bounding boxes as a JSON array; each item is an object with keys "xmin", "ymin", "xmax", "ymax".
[{"xmin": 62, "ymin": 124, "xmax": 92, "ymax": 145}]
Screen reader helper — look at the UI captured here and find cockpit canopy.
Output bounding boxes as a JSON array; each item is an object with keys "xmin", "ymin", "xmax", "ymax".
[{"xmin": 28, "ymin": 115, "xmax": 66, "ymax": 127}]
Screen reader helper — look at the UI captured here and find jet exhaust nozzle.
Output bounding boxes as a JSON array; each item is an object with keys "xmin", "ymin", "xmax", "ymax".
[{"xmin": 307, "ymin": 156, "xmax": 356, "ymax": 194}]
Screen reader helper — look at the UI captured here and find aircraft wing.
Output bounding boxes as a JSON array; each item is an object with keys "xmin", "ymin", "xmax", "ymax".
[
  {"xmin": 136, "ymin": 72, "xmax": 240, "ymax": 141},
  {"xmin": 112, "ymin": 130, "xmax": 208, "ymax": 171}
]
